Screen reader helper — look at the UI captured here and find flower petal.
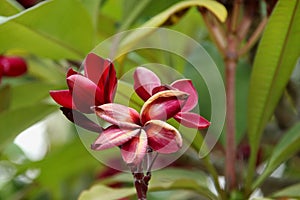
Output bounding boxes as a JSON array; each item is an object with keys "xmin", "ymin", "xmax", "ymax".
[
  {"xmin": 49, "ymin": 89, "xmax": 74, "ymax": 109},
  {"xmin": 140, "ymin": 90, "xmax": 189, "ymax": 124},
  {"xmin": 174, "ymin": 112, "xmax": 210, "ymax": 129},
  {"xmin": 66, "ymin": 68, "xmax": 78, "ymax": 78},
  {"xmin": 60, "ymin": 107, "xmax": 102, "ymax": 133},
  {"xmin": 134, "ymin": 67, "xmax": 161, "ymax": 101},
  {"xmin": 91, "ymin": 125, "xmax": 140, "ymax": 150},
  {"xmin": 145, "ymin": 120, "xmax": 182, "ymax": 153},
  {"xmin": 121, "ymin": 129, "xmax": 147, "ymax": 164},
  {"xmin": 94, "ymin": 103, "xmax": 141, "ymax": 129},
  {"xmin": 84, "ymin": 53, "xmax": 117, "ymax": 103},
  {"xmin": 104, "ymin": 63, "xmax": 117, "ymax": 103},
  {"xmin": 67, "ymin": 74, "xmax": 103, "ymax": 113},
  {"xmin": 152, "ymin": 85, "xmax": 173, "ymax": 95},
  {"xmin": 171, "ymin": 79, "xmax": 198, "ymax": 112}
]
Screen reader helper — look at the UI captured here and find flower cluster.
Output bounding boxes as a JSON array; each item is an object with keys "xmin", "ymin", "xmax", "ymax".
[
  {"xmin": 50, "ymin": 53, "xmax": 210, "ymax": 165},
  {"xmin": 0, "ymin": 55, "xmax": 27, "ymax": 83}
]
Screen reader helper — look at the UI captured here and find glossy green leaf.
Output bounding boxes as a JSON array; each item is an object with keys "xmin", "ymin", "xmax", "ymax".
[
  {"xmin": 79, "ymin": 185, "xmax": 136, "ymax": 200},
  {"xmin": 10, "ymin": 82, "xmax": 63, "ymax": 109},
  {"xmin": 247, "ymin": 0, "xmax": 300, "ymax": 183},
  {"xmin": 0, "ymin": 85, "xmax": 11, "ymax": 112},
  {"xmin": 0, "ymin": 0, "xmax": 94, "ymax": 59},
  {"xmin": 0, "ymin": 103, "xmax": 57, "ymax": 145},
  {"xmin": 252, "ymin": 122, "xmax": 300, "ymax": 189},
  {"xmin": 120, "ymin": 0, "xmax": 227, "ymax": 51},
  {"xmin": 80, "ymin": 0, "xmax": 102, "ymax": 28},
  {"xmin": 271, "ymin": 183, "xmax": 300, "ymax": 198},
  {"xmin": 0, "ymin": 0, "xmax": 22, "ymax": 16}
]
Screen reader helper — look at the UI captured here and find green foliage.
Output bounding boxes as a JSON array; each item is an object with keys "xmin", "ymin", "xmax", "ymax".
[
  {"xmin": 247, "ymin": 0, "xmax": 300, "ymax": 184},
  {"xmin": 252, "ymin": 122, "xmax": 300, "ymax": 189},
  {"xmin": 0, "ymin": 0, "xmax": 300, "ymax": 199},
  {"xmin": 0, "ymin": 0, "xmax": 94, "ymax": 59}
]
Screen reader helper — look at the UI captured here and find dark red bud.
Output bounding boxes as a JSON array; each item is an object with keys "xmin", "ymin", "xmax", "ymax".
[
  {"xmin": 0, "ymin": 56, "xmax": 27, "ymax": 77},
  {"xmin": 16, "ymin": 0, "xmax": 40, "ymax": 8}
]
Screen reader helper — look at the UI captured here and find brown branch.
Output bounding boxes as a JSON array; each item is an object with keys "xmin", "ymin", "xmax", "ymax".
[
  {"xmin": 199, "ymin": 8, "xmax": 227, "ymax": 56},
  {"xmin": 238, "ymin": 17, "xmax": 268, "ymax": 56},
  {"xmin": 230, "ymin": 0, "xmax": 242, "ymax": 33},
  {"xmin": 237, "ymin": 15, "xmax": 253, "ymax": 43},
  {"xmin": 225, "ymin": 34, "xmax": 238, "ymax": 190}
]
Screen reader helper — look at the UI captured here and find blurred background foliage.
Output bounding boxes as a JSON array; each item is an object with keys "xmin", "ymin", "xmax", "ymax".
[{"xmin": 0, "ymin": 0, "xmax": 299, "ymax": 199}]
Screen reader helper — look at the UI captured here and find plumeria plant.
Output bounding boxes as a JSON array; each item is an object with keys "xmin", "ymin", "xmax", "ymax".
[
  {"xmin": 50, "ymin": 53, "xmax": 210, "ymax": 199},
  {"xmin": 0, "ymin": 0, "xmax": 300, "ymax": 200}
]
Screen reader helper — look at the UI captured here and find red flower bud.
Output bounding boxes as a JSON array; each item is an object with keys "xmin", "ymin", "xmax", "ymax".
[
  {"xmin": 0, "ymin": 56, "xmax": 27, "ymax": 77},
  {"xmin": 16, "ymin": 0, "xmax": 40, "ymax": 8}
]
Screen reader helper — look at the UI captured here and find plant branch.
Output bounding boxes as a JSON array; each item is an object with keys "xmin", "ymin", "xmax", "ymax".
[
  {"xmin": 238, "ymin": 17, "xmax": 268, "ymax": 56},
  {"xmin": 225, "ymin": 34, "xmax": 238, "ymax": 191},
  {"xmin": 199, "ymin": 9, "xmax": 227, "ymax": 56},
  {"xmin": 230, "ymin": 0, "xmax": 242, "ymax": 33}
]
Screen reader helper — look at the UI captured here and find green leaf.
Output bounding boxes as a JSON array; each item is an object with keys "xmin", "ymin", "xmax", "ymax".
[
  {"xmin": 0, "ymin": 0, "xmax": 94, "ymax": 59},
  {"xmin": 247, "ymin": 0, "xmax": 300, "ymax": 185},
  {"xmin": 0, "ymin": 103, "xmax": 57, "ymax": 146},
  {"xmin": 271, "ymin": 183, "xmax": 300, "ymax": 198},
  {"xmin": 26, "ymin": 138, "xmax": 100, "ymax": 199},
  {"xmin": 252, "ymin": 122, "xmax": 300, "ymax": 189},
  {"xmin": 120, "ymin": 0, "xmax": 227, "ymax": 51},
  {"xmin": 79, "ymin": 0, "xmax": 102, "ymax": 28},
  {"xmin": 0, "ymin": 0, "xmax": 22, "ymax": 16},
  {"xmin": 79, "ymin": 185, "xmax": 136, "ymax": 200},
  {"xmin": 0, "ymin": 85, "xmax": 11, "ymax": 112},
  {"xmin": 10, "ymin": 82, "xmax": 63, "ymax": 109}
]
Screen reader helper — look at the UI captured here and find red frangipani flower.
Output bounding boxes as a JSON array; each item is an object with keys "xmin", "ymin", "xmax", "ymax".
[
  {"xmin": 134, "ymin": 67, "xmax": 210, "ymax": 130},
  {"xmin": 92, "ymin": 90, "xmax": 189, "ymax": 165},
  {"xmin": 49, "ymin": 53, "xmax": 117, "ymax": 132}
]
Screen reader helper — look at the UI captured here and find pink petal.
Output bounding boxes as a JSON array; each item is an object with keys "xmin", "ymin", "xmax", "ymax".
[
  {"xmin": 171, "ymin": 79, "xmax": 198, "ymax": 112},
  {"xmin": 49, "ymin": 90, "xmax": 74, "ymax": 109},
  {"xmin": 67, "ymin": 74, "xmax": 103, "ymax": 113},
  {"xmin": 145, "ymin": 120, "xmax": 182, "ymax": 153},
  {"xmin": 91, "ymin": 125, "xmax": 140, "ymax": 150},
  {"xmin": 140, "ymin": 90, "xmax": 189, "ymax": 125},
  {"xmin": 60, "ymin": 107, "xmax": 102, "ymax": 133},
  {"xmin": 94, "ymin": 103, "xmax": 141, "ymax": 129},
  {"xmin": 134, "ymin": 67, "xmax": 161, "ymax": 101},
  {"xmin": 174, "ymin": 112, "xmax": 210, "ymax": 129},
  {"xmin": 121, "ymin": 129, "xmax": 147, "ymax": 164},
  {"xmin": 0, "ymin": 56, "xmax": 27, "ymax": 77}
]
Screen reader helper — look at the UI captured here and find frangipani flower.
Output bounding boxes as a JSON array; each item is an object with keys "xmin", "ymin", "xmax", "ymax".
[
  {"xmin": 92, "ymin": 90, "xmax": 189, "ymax": 165},
  {"xmin": 134, "ymin": 67, "xmax": 210, "ymax": 130},
  {"xmin": 49, "ymin": 53, "xmax": 117, "ymax": 132}
]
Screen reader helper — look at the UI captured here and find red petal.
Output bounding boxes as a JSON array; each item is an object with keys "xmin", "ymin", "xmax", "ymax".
[
  {"xmin": 49, "ymin": 90, "xmax": 74, "ymax": 109},
  {"xmin": 66, "ymin": 68, "xmax": 78, "ymax": 78},
  {"xmin": 60, "ymin": 107, "xmax": 102, "ymax": 133},
  {"xmin": 94, "ymin": 103, "xmax": 141, "ymax": 129},
  {"xmin": 121, "ymin": 130, "xmax": 147, "ymax": 164},
  {"xmin": 134, "ymin": 67, "xmax": 161, "ymax": 101},
  {"xmin": 105, "ymin": 64, "xmax": 117, "ymax": 103},
  {"xmin": 84, "ymin": 53, "xmax": 116, "ymax": 103},
  {"xmin": 67, "ymin": 74, "xmax": 103, "ymax": 113},
  {"xmin": 174, "ymin": 112, "xmax": 210, "ymax": 129},
  {"xmin": 0, "ymin": 56, "xmax": 27, "ymax": 77},
  {"xmin": 171, "ymin": 79, "xmax": 198, "ymax": 112},
  {"xmin": 140, "ymin": 90, "xmax": 189, "ymax": 124},
  {"xmin": 145, "ymin": 120, "xmax": 182, "ymax": 153},
  {"xmin": 91, "ymin": 125, "xmax": 140, "ymax": 150}
]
